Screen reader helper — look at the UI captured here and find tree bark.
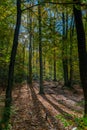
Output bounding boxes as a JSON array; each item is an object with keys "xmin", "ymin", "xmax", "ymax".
[
  {"xmin": 28, "ymin": 11, "xmax": 32, "ymax": 84},
  {"xmin": 2, "ymin": 0, "xmax": 21, "ymax": 127},
  {"xmin": 73, "ymin": 0, "xmax": 87, "ymax": 116},
  {"xmin": 38, "ymin": 1, "xmax": 44, "ymax": 94},
  {"xmin": 69, "ymin": 15, "xmax": 74, "ymax": 87},
  {"xmin": 62, "ymin": 12, "xmax": 69, "ymax": 86},
  {"xmin": 53, "ymin": 48, "xmax": 57, "ymax": 81}
]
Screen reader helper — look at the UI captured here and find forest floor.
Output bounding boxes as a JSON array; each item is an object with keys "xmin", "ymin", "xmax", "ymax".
[{"xmin": 0, "ymin": 81, "xmax": 84, "ymax": 130}]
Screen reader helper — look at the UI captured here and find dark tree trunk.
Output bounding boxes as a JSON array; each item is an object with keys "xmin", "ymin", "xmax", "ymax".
[
  {"xmin": 53, "ymin": 49, "xmax": 57, "ymax": 81},
  {"xmin": 1, "ymin": 0, "xmax": 21, "ymax": 128},
  {"xmin": 53, "ymin": 19, "xmax": 57, "ymax": 81},
  {"xmin": 73, "ymin": 0, "xmax": 87, "ymax": 116},
  {"xmin": 32, "ymin": 35, "xmax": 34, "ymax": 73},
  {"xmin": 69, "ymin": 15, "xmax": 74, "ymax": 87},
  {"xmin": 28, "ymin": 12, "xmax": 32, "ymax": 84},
  {"xmin": 38, "ymin": 2, "xmax": 44, "ymax": 94},
  {"xmin": 69, "ymin": 31, "xmax": 73, "ymax": 87},
  {"xmin": 62, "ymin": 12, "xmax": 69, "ymax": 86},
  {"xmin": 43, "ymin": 56, "xmax": 46, "ymax": 78},
  {"xmin": 23, "ymin": 43, "xmax": 25, "ymax": 69}
]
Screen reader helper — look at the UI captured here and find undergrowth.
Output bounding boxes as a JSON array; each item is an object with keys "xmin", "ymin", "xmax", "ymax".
[
  {"xmin": 56, "ymin": 114, "xmax": 87, "ymax": 130},
  {"xmin": 0, "ymin": 105, "xmax": 16, "ymax": 130}
]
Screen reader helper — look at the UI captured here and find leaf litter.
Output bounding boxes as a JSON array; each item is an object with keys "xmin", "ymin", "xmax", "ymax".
[{"xmin": 0, "ymin": 81, "xmax": 84, "ymax": 130}]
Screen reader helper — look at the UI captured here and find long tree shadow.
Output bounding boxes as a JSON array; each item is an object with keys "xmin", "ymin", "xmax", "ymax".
[
  {"xmin": 43, "ymin": 82, "xmax": 83, "ymax": 104},
  {"xmin": 40, "ymin": 94, "xmax": 75, "ymax": 122},
  {"xmin": 62, "ymin": 92, "xmax": 84, "ymax": 104},
  {"xmin": 28, "ymin": 84, "xmax": 60, "ymax": 130},
  {"xmin": 34, "ymin": 81, "xmax": 84, "ymax": 115},
  {"xmin": 50, "ymin": 94, "xmax": 83, "ymax": 114},
  {"xmin": 35, "ymin": 83, "xmax": 83, "ymax": 114},
  {"xmin": 35, "ymin": 80, "xmax": 78, "ymax": 103},
  {"xmin": 33, "ymin": 83, "xmax": 77, "ymax": 117},
  {"xmin": 44, "ymin": 82, "xmax": 83, "ymax": 103}
]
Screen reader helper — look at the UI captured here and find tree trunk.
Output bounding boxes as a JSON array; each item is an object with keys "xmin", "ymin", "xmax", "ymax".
[
  {"xmin": 53, "ymin": 49, "xmax": 57, "ymax": 81},
  {"xmin": 2, "ymin": 0, "xmax": 21, "ymax": 128},
  {"xmin": 43, "ymin": 56, "xmax": 46, "ymax": 78},
  {"xmin": 23, "ymin": 42, "xmax": 25, "ymax": 70},
  {"xmin": 73, "ymin": 0, "xmax": 87, "ymax": 116},
  {"xmin": 69, "ymin": 15, "xmax": 74, "ymax": 87},
  {"xmin": 38, "ymin": 2, "xmax": 44, "ymax": 94},
  {"xmin": 28, "ymin": 11, "xmax": 32, "ymax": 84},
  {"xmin": 32, "ymin": 35, "xmax": 34, "ymax": 74},
  {"xmin": 53, "ymin": 19, "xmax": 57, "ymax": 81},
  {"xmin": 62, "ymin": 12, "xmax": 69, "ymax": 86}
]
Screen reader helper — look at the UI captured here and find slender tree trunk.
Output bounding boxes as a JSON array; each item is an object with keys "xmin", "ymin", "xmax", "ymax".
[
  {"xmin": 53, "ymin": 19, "xmax": 57, "ymax": 81},
  {"xmin": 53, "ymin": 48, "xmax": 57, "ymax": 81},
  {"xmin": 23, "ymin": 43, "xmax": 25, "ymax": 69},
  {"xmin": 69, "ymin": 15, "xmax": 74, "ymax": 87},
  {"xmin": 43, "ymin": 56, "xmax": 46, "ymax": 78},
  {"xmin": 69, "ymin": 32, "xmax": 73, "ymax": 87},
  {"xmin": 32, "ymin": 35, "xmax": 34, "ymax": 74},
  {"xmin": 28, "ymin": 11, "xmax": 32, "ymax": 84},
  {"xmin": 62, "ymin": 12, "xmax": 68, "ymax": 86},
  {"xmin": 65, "ymin": 10, "xmax": 68, "ymax": 39},
  {"xmin": 65, "ymin": 10, "xmax": 69, "ymax": 86},
  {"xmin": 38, "ymin": 2, "xmax": 44, "ymax": 94},
  {"xmin": 73, "ymin": 0, "xmax": 87, "ymax": 116},
  {"xmin": 35, "ymin": 47, "xmax": 39, "ymax": 78},
  {"xmin": 1, "ymin": 0, "xmax": 21, "ymax": 128}
]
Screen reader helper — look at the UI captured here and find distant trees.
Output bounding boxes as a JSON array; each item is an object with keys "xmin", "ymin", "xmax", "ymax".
[{"xmin": 0, "ymin": 1, "xmax": 14, "ymax": 87}]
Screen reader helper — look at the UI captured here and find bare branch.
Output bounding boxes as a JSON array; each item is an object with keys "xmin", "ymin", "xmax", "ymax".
[{"xmin": 21, "ymin": 1, "xmax": 87, "ymax": 12}]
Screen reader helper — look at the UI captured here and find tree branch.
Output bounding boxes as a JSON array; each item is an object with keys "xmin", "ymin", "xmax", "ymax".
[{"xmin": 21, "ymin": 1, "xmax": 87, "ymax": 12}]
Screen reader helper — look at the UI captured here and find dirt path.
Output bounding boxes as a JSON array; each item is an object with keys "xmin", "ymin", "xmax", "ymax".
[{"xmin": 11, "ymin": 81, "xmax": 84, "ymax": 130}]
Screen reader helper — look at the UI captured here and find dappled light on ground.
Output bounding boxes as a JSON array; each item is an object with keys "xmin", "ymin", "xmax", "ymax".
[{"xmin": 0, "ymin": 81, "xmax": 84, "ymax": 130}]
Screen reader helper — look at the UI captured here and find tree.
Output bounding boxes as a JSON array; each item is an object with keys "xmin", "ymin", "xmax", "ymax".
[
  {"xmin": 28, "ymin": 10, "xmax": 32, "ymax": 84},
  {"xmin": 73, "ymin": 0, "xmax": 87, "ymax": 116},
  {"xmin": 69, "ymin": 14, "xmax": 74, "ymax": 87},
  {"xmin": 0, "ymin": 0, "xmax": 15, "ymax": 87},
  {"xmin": 62, "ymin": 11, "xmax": 69, "ymax": 87},
  {"xmin": 1, "ymin": 0, "xmax": 22, "ymax": 128},
  {"xmin": 38, "ymin": 0, "xmax": 44, "ymax": 94}
]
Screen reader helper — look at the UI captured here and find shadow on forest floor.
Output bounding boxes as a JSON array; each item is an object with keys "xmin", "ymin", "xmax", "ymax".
[{"xmin": 0, "ymin": 81, "xmax": 84, "ymax": 130}]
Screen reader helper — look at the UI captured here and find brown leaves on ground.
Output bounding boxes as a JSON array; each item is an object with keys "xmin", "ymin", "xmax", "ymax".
[{"xmin": 0, "ymin": 81, "xmax": 84, "ymax": 130}]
